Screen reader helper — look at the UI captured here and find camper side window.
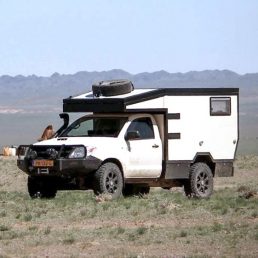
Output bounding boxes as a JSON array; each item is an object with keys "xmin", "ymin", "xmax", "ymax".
[{"xmin": 210, "ymin": 97, "xmax": 231, "ymax": 116}]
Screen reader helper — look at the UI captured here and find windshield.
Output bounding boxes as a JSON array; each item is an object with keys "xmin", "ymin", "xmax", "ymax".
[{"xmin": 60, "ymin": 117, "xmax": 127, "ymax": 137}]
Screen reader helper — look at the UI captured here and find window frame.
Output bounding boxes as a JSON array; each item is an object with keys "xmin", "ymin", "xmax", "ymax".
[
  {"xmin": 60, "ymin": 116, "xmax": 128, "ymax": 137},
  {"xmin": 210, "ymin": 97, "xmax": 231, "ymax": 116},
  {"xmin": 126, "ymin": 117, "xmax": 155, "ymax": 140}
]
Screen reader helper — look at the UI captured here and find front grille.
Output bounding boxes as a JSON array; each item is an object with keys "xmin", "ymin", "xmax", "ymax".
[
  {"xmin": 28, "ymin": 145, "xmax": 77, "ymax": 159},
  {"xmin": 30, "ymin": 146, "xmax": 61, "ymax": 159}
]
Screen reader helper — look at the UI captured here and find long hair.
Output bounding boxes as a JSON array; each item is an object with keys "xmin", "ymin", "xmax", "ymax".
[{"xmin": 39, "ymin": 125, "xmax": 54, "ymax": 141}]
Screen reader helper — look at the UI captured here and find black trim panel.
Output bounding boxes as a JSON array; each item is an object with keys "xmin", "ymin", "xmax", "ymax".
[
  {"xmin": 168, "ymin": 113, "xmax": 180, "ymax": 119},
  {"xmin": 165, "ymin": 162, "xmax": 190, "ymax": 179},
  {"xmin": 214, "ymin": 162, "xmax": 234, "ymax": 177},
  {"xmin": 124, "ymin": 108, "xmax": 168, "ymax": 114},
  {"xmin": 164, "ymin": 159, "xmax": 235, "ymax": 179},
  {"xmin": 64, "ymin": 98, "xmax": 125, "ymax": 113},
  {"xmin": 168, "ymin": 133, "xmax": 181, "ymax": 139}
]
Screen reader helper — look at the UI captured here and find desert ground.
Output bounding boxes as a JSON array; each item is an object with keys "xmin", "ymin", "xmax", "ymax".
[{"xmin": 0, "ymin": 156, "xmax": 258, "ymax": 258}]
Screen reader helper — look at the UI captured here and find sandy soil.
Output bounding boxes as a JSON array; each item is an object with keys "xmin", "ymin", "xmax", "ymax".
[{"xmin": 0, "ymin": 156, "xmax": 258, "ymax": 258}]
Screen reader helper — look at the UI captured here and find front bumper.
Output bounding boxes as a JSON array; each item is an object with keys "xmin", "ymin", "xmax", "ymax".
[
  {"xmin": 17, "ymin": 156, "xmax": 102, "ymax": 176},
  {"xmin": 17, "ymin": 144, "xmax": 102, "ymax": 177}
]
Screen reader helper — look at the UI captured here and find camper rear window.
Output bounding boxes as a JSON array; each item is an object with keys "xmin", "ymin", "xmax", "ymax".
[{"xmin": 210, "ymin": 97, "xmax": 231, "ymax": 116}]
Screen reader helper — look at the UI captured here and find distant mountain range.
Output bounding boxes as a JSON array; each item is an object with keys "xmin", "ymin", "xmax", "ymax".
[
  {"xmin": 0, "ymin": 69, "xmax": 257, "ymax": 137},
  {"xmin": 0, "ymin": 69, "xmax": 257, "ymax": 112}
]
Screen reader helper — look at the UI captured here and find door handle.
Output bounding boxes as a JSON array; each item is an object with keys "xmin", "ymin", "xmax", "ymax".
[{"xmin": 152, "ymin": 144, "xmax": 159, "ymax": 148}]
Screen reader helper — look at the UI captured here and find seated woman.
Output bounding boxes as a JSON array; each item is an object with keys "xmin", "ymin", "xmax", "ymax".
[{"xmin": 38, "ymin": 125, "xmax": 54, "ymax": 141}]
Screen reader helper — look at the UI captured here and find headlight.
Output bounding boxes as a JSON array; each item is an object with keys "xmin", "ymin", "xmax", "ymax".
[{"xmin": 68, "ymin": 147, "xmax": 86, "ymax": 159}]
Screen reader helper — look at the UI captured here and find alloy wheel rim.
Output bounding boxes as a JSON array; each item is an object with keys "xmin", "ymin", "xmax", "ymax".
[
  {"xmin": 196, "ymin": 171, "xmax": 209, "ymax": 195},
  {"xmin": 105, "ymin": 171, "xmax": 119, "ymax": 193}
]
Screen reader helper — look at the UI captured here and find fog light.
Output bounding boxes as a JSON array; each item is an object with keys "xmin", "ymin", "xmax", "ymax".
[
  {"xmin": 46, "ymin": 148, "xmax": 58, "ymax": 159},
  {"xmin": 27, "ymin": 150, "xmax": 37, "ymax": 159}
]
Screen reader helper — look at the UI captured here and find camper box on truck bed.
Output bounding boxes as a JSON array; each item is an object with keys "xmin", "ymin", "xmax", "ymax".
[{"xmin": 17, "ymin": 80, "xmax": 239, "ymax": 199}]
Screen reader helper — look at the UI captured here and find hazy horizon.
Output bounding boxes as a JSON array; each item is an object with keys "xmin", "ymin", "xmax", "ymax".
[{"xmin": 0, "ymin": 68, "xmax": 258, "ymax": 78}]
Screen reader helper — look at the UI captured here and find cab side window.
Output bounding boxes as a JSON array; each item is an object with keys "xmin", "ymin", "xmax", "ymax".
[{"xmin": 127, "ymin": 117, "xmax": 154, "ymax": 139}]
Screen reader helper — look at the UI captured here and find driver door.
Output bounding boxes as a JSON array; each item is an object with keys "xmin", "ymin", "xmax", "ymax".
[{"xmin": 124, "ymin": 117, "xmax": 162, "ymax": 178}]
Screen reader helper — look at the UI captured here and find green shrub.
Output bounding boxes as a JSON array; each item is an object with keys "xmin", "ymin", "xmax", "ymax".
[
  {"xmin": 0, "ymin": 225, "xmax": 10, "ymax": 231},
  {"xmin": 0, "ymin": 210, "xmax": 6, "ymax": 217},
  {"xmin": 179, "ymin": 230, "xmax": 187, "ymax": 237},
  {"xmin": 63, "ymin": 235, "xmax": 75, "ymax": 245},
  {"xmin": 23, "ymin": 213, "xmax": 32, "ymax": 222},
  {"xmin": 44, "ymin": 226, "xmax": 51, "ymax": 235},
  {"xmin": 28, "ymin": 225, "xmax": 38, "ymax": 231},
  {"xmin": 136, "ymin": 226, "xmax": 148, "ymax": 235},
  {"xmin": 251, "ymin": 210, "xmax": 258, "ymax": 218},
  {"xmin": 117, "ymin": 226, "xmax": 125, "ymax": 234},
  {"xmin": 212, "ymin": 222, "xmax": 223, "ymax": 232}
]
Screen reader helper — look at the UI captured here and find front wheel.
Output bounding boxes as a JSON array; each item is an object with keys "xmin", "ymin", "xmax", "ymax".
[
  {"xmin": 184, "ymin": 162, "xmax": 213, "ymax": 198},
  {"xmin": 93, "ymin": 163, "xmax": 123, "ymax": 199}
]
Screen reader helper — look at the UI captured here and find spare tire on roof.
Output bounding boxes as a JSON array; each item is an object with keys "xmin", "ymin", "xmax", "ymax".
[{"xmin": 92, "ymin": 79, "xmax": 134, "ymax": 97}]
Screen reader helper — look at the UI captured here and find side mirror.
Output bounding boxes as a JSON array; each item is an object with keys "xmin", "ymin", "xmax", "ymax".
[{"xmin": 124, "ymin": 131, "xmax": 140, "ymax": 141}]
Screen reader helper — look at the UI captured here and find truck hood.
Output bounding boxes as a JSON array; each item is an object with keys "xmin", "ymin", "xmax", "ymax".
[{"xmin": 33, "ymin": 137, "xmax": 119, "ymax": 148}]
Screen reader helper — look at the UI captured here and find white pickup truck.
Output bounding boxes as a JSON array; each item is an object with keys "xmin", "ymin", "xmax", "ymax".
[{"xmin": 17, "ymin": 80, "xmax": 239, "ymax": 199}]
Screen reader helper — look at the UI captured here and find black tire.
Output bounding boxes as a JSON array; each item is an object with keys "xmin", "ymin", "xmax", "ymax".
[
  {"xmin": 184, "ymin": 162, "xmax": 213, "ymax": 198},
  {"xmin": 93, "ymin": 163, "xmax": 123, "ymax": 199},
  {"xmin": 28, "ymin": 176, "xmax": 57, "ymax": 199},
  {"xmin": 123, "ymin": 184, "xmax": 150, "ymax": 197},
  {"xmin": 92, "ymin": 79, "xmax": 134, "ymax": 97}
]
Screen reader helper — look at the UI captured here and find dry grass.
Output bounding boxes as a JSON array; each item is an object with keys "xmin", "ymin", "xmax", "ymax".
[{"xmin": 0, "ymin": 156, "xmax": 258, "ymax": 257}]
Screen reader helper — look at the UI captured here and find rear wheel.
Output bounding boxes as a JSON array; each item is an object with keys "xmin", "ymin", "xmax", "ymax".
[
  {"xmin": 184, "ymin": 162, "xmax": 213, "ymax": 198},
  {"xmin": 28, "ymin": 176, "xmax": 57, "ymax": 199},
  {"xmin": 94, "ymin": 163, "xmax": 123, "ymax": 199}
]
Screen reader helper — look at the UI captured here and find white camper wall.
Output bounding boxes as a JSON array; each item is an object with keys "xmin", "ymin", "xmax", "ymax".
[
  {"xmin": 127, "ymin": 94, "xmax": 238, "ymax": 161},
  {"xmin": 165, "ymin": 95, "xmax": 238, "ymax": 161}
]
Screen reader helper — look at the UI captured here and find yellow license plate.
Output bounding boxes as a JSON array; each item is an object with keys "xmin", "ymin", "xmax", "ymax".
[{"xmin": 33, "ymin": 160, "xmax": 54, "ymax": 167}]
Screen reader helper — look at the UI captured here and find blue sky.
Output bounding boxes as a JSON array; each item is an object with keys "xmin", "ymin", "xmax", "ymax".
[{"xmin": 0, "ymin": 0, "xmax": 257, "ymax": 76}]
